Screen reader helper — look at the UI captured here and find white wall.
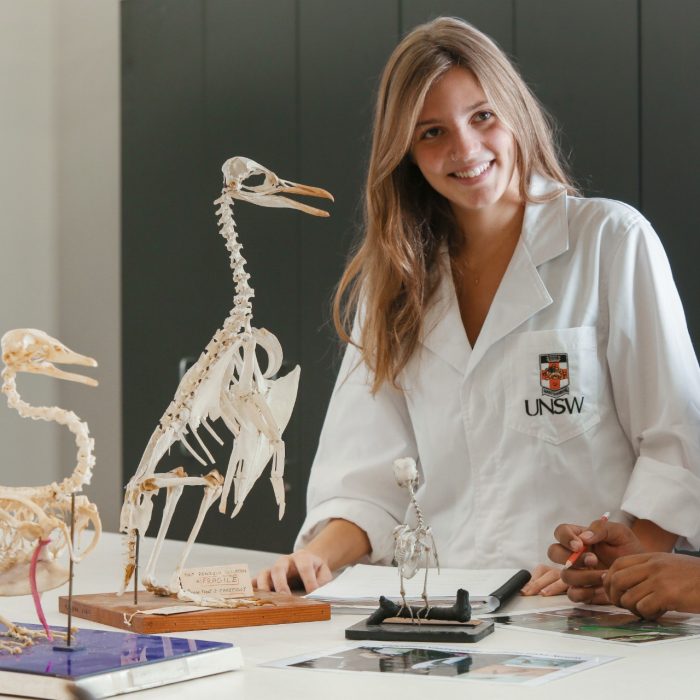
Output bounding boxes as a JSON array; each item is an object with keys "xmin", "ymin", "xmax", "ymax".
[{"xmin": 0, "ymin": 0, "xmax": 121, "ymax": 529}]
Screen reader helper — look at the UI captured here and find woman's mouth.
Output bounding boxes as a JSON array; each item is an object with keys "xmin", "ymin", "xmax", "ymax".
[{"xmin": 451, "ymin": 160, "xmax": 493, "ymax": 180}]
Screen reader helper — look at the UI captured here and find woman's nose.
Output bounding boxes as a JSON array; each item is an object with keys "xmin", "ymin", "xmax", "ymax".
[{"xmin": 449, "ymin": 127, "xmax": 481, "ymax": 162}]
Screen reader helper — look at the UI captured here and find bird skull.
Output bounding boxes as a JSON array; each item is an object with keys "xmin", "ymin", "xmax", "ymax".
[
  {"xmin": 1, "ymin": 329, "xmax": 98, "ymax": 386},
  {"xmin": 221, "ymin": 156, "xmax": 333, "ymax": 217}
]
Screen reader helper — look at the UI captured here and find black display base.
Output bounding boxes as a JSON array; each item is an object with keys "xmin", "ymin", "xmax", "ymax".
[{"xmin": 345, "ymin": 617, "xmax": 494, "ymax": 643}]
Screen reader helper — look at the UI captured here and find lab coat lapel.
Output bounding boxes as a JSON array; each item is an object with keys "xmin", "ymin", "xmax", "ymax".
[
  {"xmin": 420, "ymin": 255, "xmax": 471, "ymax": 375},
  {"xmin": 466, "ymin": 176, "xmax": 570, "ymax": 377}
]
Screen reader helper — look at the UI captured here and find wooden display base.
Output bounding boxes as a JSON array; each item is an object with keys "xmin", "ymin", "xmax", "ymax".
[{"xmin": 59, "ymin": 590, "xmax": 330, "ymax": 633}]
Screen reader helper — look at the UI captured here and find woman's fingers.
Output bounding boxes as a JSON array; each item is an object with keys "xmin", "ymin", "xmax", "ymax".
[
  {"xmin": 521, "ymin": 564, "xmax": 562, "ymax": 595},
  {"xmin": 540, "ymin": 577, "xmax": 568, "ymax": 596},
  {"xmin": 294, "ymin": 552, "xmax": 332, "ymax": 593},
  {"xmin": 254, "ymin": 551, "xmax": 332, "ymax": 594},
  {"xmin": 270, "ymin": 557, "xmax": 295, "ymax": 594}
]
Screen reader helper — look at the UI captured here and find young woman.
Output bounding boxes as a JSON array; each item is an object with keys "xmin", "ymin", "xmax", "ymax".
[{"xmin": 255, "ymin": 17, "xmax": 700, "ymax": 595}]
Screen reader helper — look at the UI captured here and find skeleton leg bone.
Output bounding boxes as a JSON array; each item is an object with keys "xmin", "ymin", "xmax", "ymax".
[
  {"xmin": 142, "ymin": 483, "xmax": 185, "ymax": 595},
  {"xmin": 169, "ymin": 472, "xmax": 232, "ymax": 605},
  {"xmin": 118, "ymin": 489, "xmax": 155, "ymax": 595},
  {"xmin": 138, "ymin": 468, "xmax": 216, "ymax": 595},
  {"xmin": 29, "ymin": 538, "xmax": 53, "ymax": 639},
  {"xmin": 418, "ymin": 552, "xmax": 431, "ymax": 621}
]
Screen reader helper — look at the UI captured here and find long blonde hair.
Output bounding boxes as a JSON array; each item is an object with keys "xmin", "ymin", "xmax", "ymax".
[{"xmin": 334, "ymin": 17, "xmax": 577, "ymax": 393}]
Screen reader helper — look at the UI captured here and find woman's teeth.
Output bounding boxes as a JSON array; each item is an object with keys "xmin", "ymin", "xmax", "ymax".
[{"xmin": 453, "ymin": 161, "xmax": 492, "ymax": 178}]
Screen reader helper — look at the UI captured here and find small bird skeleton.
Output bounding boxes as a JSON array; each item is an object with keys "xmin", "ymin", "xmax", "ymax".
[
  {"xmin": 119, "ymin": 157, "xmax": 333, "ymax": 607},
  {"xmin": 0, "ymin": 329, "xmax": 101, "ymax": 653},
  {"xmin": 392, "ymin": 458, "xmax": 439, "ymax": 617}
]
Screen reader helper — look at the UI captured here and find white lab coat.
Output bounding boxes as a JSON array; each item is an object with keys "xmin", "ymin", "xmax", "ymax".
[{"xmin": 295, "ymin": 175, "xmax": 700, "ymax": 569}]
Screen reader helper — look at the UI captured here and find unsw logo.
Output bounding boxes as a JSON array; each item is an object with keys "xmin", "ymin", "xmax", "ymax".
[{"xmin": 524, "ymin": 352, "xmax": 584, "ymax": 416}]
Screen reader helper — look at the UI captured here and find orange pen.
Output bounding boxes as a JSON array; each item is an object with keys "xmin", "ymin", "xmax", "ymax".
[{"xmin": 563, "ymin": 512, "xmax": 610, "ymax": 569}]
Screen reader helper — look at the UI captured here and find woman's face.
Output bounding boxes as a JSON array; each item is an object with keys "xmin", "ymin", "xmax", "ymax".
[{"xmin": 410, "ymin": 66, "xmax": 520, "ymax": 222}]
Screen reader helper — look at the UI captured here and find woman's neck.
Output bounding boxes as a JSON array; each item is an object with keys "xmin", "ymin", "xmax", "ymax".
[
  {"xmin": 449, "ymin": 198, "xmax": 525, "ymax": 347},
  {"xmin": 453, "ymin": 197, "xmax": 525, "ymax": 254}
]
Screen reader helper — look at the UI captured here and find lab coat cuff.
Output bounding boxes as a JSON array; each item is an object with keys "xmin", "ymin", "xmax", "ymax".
[
  {"xmin": 295, "ymin": 498, "xmax": 399, "ymax": 565},
  {"xmin": 621, "ymin": 456, "xmax": 700, "ymax": 550}
]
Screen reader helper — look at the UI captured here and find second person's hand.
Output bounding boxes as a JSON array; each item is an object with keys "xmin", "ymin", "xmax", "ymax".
[{"xmin": 548, "ymin": 518, "xmax": 645, "ymax": 604}]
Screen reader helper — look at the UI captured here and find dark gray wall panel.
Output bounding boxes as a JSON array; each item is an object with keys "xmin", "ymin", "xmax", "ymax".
[
  {"xmin": 401, "ymin": 0, "xmax": 514, "ymax": 54},
  {"xmin": 641, "ymin": 0, "xmax": 700, "ymax": 352},
  {"xmin": 201, "ymin": 0, "xmax": 300, "ymax": 549},
  {"xmin": 515, "ymin": 0, "xmax": 639, "ymax": 204},
  {"xmin": 298, "ymin": 2, "xmax": 399, "ymax": 501},
  {"xmin": 121, "ymin": 0, "xmax": 207, "ymax": 506}
]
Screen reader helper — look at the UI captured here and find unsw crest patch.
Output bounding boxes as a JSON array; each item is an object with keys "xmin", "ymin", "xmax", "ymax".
[{"xmin": 540, "ymin": 353, "xmax": 569, "ymax": 397}]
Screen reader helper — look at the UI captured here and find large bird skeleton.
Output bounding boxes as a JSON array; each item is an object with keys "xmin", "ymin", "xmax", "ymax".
[
  {"xmin": 0, "ymin": 329, "xmax": 101, "ymax": 653},
  {"xmin": 119, "ymin": 157, "xmax": 332, "ymax": 606}
]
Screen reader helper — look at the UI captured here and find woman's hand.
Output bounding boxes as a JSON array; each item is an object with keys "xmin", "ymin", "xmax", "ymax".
[
  {"xmin": 254, "ymin": 549, "xmax": 332, "ymax": 594},
  {"xmin": 520, "ymin": 564, "xmax": 568, "ymax": 596},
  {"xmin": 254, "ymin": 518, "xmax": 371, "ymax": 594}
]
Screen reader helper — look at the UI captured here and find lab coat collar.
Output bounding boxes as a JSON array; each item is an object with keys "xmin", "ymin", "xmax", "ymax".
[
  {"xmin": 520, "ymin": 173, "xmax": 569, "ymax": 267},
  {"xmin": 419, "ymin": 174, "xmax": 569, "ymax": 377}
]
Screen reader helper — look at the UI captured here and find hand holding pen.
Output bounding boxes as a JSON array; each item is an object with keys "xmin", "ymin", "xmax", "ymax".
[
  {"xmin": 548, "ymin": 514, "xmax": 645, "ymax": 605},
  {"xmin": 563, "ymin": 512, "xmax": 610, "ymax": 569}
]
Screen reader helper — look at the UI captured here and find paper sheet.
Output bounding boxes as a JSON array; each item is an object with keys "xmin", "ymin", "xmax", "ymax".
[{"xmin": 305, "ymin": 564, "xmax": 522, "ymax": 610}]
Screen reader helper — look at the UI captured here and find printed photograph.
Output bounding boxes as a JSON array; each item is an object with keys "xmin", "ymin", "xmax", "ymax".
[
  {"xmin": 274, "ymin": 644, "xmax": 608, "ymax": 685},
  {"xmin": 493, "ymin": 607, "xmax": 700, "ymax": 644}
]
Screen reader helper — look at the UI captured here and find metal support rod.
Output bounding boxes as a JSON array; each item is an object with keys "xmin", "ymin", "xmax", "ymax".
[
  {"xmin": 134, "ymin": 530, "xmax": 139, "ymax": 606},
  {"xmin": 66, "ymin": 493, "xmax": 76, "ymax": 647}
]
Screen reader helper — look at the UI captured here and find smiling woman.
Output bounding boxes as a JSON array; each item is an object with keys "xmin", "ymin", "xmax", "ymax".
[
  {"xmin": 410, "ymin": 66, "xmax": 523, "ymax": 343},
  {"xmin": 254, "ymin": 17, "xmax": 700, "ymax": 601},
  {"xmin": 411, "ymin": 69, "xmax": 518, "ymax": 221}
]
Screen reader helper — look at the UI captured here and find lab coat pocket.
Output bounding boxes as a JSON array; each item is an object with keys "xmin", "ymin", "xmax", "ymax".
[{"xmin": 504, "ymin": 326, "xmax": 600, "ymax": 445}]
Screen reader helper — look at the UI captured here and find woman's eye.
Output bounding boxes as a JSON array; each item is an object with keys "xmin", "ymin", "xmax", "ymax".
[
  {"xmin": 473, "ymin": 111, "xmax": 494, "ymax": 123},
  {"xmin": 421, "ymin": 127, "xmax": 442, "ymax": 140}
]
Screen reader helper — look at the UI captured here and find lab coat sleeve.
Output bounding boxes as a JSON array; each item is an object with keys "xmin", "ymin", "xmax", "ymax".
[
  {"xmin": 294, "ymin": 341, "xmax": 418, "ymax": 564},
  {"xmin": 608, "ymin": 215, "xmax": 700, "ymax": 549}
]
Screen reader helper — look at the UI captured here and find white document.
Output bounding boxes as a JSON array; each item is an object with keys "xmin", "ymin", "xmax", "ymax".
[{"xmin": 305, "ymin": 564, "xmax": 525, "ymax": 613}]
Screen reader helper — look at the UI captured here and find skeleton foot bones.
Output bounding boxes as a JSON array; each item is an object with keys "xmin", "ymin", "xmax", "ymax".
[
  {"xmin": 0, "ymin": 329, "xmax": 101, "ymax": 653},
  {"xmin": 119, "ymin": 157, "xmax": 332, "ymax": 606}
]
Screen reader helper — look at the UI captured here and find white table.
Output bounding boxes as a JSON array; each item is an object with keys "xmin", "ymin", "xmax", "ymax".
[{"xmin": 3, "ymin": 532, "xmax": 698, "ymax": 698}]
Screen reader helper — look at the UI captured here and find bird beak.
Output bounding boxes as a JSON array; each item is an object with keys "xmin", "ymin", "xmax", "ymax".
[
  {"xmin": 273, "ymin": 182, "xmax": 335, "ymax": 217},
  {"xmin": 226, "ymin": 178, "xmax": 335, "ymax": 217},
  {"xmin": 36, "ymin": 346, "xmax": 98, "ymax": 387}
]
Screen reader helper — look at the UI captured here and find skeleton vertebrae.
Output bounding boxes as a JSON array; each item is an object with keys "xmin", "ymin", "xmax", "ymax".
[
  {"xmin": 0, "ymin": 329, "xmax": 101, "ymax": 653},
  {"xmin": 119, "ymin": 157, "xmax": 332, "ymax": 606}
]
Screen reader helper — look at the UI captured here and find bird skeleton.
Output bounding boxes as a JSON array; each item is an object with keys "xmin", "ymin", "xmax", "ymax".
[
  {"xmin": 392, "ymin": 458, "xmax": 439, "ymax": 618},
  {"xmin": 119, "ymin": 157, "xmax": 332, "ymax": 607},
  {"xmin": 0, "ymin": 329, "xmax": 101, "ymax": 653}
]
